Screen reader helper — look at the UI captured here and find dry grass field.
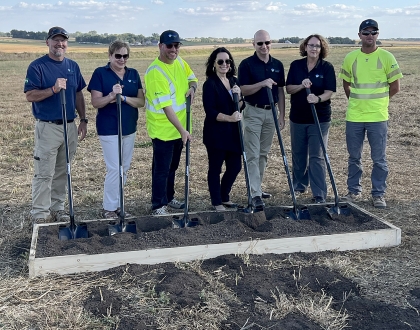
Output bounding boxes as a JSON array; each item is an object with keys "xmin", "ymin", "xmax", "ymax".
[{"xmin": 0, "ymin": 42, "xmax": 420, "ymax": 329}]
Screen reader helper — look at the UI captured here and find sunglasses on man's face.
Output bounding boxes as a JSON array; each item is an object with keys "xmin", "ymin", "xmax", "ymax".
[
  {"xmin": 256, "ymin": 41, "xmax": 271, "ymax": 46},
  {"xmin": 361, "ymin": 30, "xmax": 379, "ymax": 36},
  {"xmin": 165, "ymin": 43, "xmax": 181, "ymax": 49},
  {"xmin": 216, "ymin": 59, "xmax": 232, "ymax": 65}
]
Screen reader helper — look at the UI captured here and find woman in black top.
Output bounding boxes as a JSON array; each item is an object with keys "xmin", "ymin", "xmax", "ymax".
[
  {"xmin": 202, "ymin": 47, "xmax": 243, "ymax": 211},
  {"xmin": 286, "ymin": 34, "xmax": 336, "ymax": 203}
]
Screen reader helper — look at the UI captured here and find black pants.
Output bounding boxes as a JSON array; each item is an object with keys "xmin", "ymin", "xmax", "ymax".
[
  {"xmin": 206, "ymin": 146, "xmax": 241, "ymax": 206},
  {"xmin": 151, "ymin": 138, "xmax": 183, "ymax": 210}
]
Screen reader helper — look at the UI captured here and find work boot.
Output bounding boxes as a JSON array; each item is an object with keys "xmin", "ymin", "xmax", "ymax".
[
  {"xmin": 372, "ymin": 196, "xmax": 386, "ymax": 209},
  {"xmin": 168, "ymin": 199, "xmax": 185, "ymax": 209},
  {"xmin": 152, "ymin": 205, "xmax": 170, "ymax": 216},
  {"xmin": 116, "ymin": 208, "xmax": 133, "ymax": 218},
  {"xmin": 101, "ymin": 209, "xmax": 119, "ymax": 219},
  {"xmin": 312, "ymin": 196, "xmax": 326, "ymax": 204},
  {"xmin": 252, "ymin": 196, "xmax": 265, "ymax": 209},
  {"xmin": 31, "ymin": 214, "xmax": 52, "ymax": 227},
  {"xmin": 51, "ymin": 210, "xmax": 70, "ymax": 222},
  {"xmin": 261, "ymin": 192, "xmax": 272, "ymax": 199},
  {"xmin": 340, "ymin": 192, "xmax": 360, "ymax": 203}
]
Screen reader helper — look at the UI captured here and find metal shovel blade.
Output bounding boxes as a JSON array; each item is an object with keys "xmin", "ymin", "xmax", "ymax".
[
  {"xmin": 237, "ymin": 205, "xmax": 253, "ymax": 213},
  {"xmin": 186, "ymin": 218, "xmax": 199, "ymax": 227},
  {"xmin": 58, "ymin": 223, "xmax": 89, "ymax": 240},
  {"xmin": 286, "ymin": 206, "xmax": 311, "ymax": 220},
  {"xmin": 172, "ymin": 217, "xmax": 186, "ymax": 229},
  {"xmin": 108, "ymin": 220, "xmax": 137, "ymax": 236},
  {"xmin": 327, "ymin": 204, "xmax": 352, "ymax": 219}
]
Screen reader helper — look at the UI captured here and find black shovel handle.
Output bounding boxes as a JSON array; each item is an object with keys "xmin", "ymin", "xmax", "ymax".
[
  {"xmin": 116, "ymin": 84, "xmax": 125, "ymax": 224},
  {"xmin": 233, "ymin": 93, "xmax": 252, "ymax": 210},
  {"xmin": 305, "ymin": 88, "xmax": 339, "ymax": 206},
  {"xmin": 183, "ymin": 95, "xmax": 192, "ymax": 221},
  {"xmin": 266, "ymin": 87, "xmax": 299, "ymax": 210},
  {"xmin": 60, "ymin": 89, "xmax": 76, "ymax": 230}
]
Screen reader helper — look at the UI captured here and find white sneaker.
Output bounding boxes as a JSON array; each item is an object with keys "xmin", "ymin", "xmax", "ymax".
[
  {"xmin": 152, "ymin": 205, "xmax": 170, "ymax": 215},
  {"xmin": 168, "ymin": 199, "xmax": 185, "ymax": 209}
]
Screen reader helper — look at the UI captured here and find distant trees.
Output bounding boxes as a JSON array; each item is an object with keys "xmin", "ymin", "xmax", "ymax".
[
  {"xmin": 10, "ymin": 29, "xmax": 47, "ymax": 40},
  {"xmin": 278, "ymin": 37, "xmax": 301, "ymax": 44},
  {"xmin": 327, "ymin": 37, "xmax": 355, "ymax": 44}
]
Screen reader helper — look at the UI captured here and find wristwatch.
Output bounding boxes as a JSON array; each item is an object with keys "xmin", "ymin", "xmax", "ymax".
[{"xmin": 80, "ymin": 118, "xmax": 88, "ymax": 124}]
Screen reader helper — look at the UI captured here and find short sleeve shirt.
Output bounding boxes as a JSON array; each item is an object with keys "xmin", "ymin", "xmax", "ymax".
[
  {"xmin": 238, "ymin": 52, "xmax": 285, "ymax": 105},
  {"xmin": 87, "ymin": 63, "xmax": 142, "ymax": 136},
  {"xmin": 286, "ymin": 58, "xmax": 336, "ymax": 124},
  {"xmin": 24, "ymin": 55, "xmax": 86, "ymax": 121}
]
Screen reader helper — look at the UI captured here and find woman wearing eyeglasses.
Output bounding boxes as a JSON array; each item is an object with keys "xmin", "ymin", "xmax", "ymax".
[
  {"xmin": 285, "ymin": 34, "xmax": 336, "ymax": 204},
  {"xmin": 88, "ymin": 40, "xmax": 145, "ymax": 218},
  {"xmin": 202, "ymin": 47, "xmax": 243, "ymax": 211}
]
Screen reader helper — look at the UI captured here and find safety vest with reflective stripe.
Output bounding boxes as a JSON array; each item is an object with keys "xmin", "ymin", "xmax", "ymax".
[
  {"xmin": 339, "ymin": 48, "xmax": 402, "ymax": 122},
  {"xmin": 144, "ymin": 56, "xmax": 198, "ymax": 140}
]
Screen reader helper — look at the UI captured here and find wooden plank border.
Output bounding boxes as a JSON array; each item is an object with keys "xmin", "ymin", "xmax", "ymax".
[{"xmin": 28, "ymin": 203, "xmax": 401, "ymax": 278}]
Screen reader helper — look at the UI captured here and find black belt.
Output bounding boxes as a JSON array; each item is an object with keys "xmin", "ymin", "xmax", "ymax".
[
  {"xmin": 39, "ymin": 119, "xmax": 74, "ymax": 125},
  {"xmin": 252, "ymin": 103, "xmax": 272, "ymax": 110}
]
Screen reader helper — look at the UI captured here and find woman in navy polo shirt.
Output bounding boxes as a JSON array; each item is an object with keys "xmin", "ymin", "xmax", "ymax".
[
  {"xmin": 202, "ymin": 47, "xmax": 243, "ymax": 211},
  {"xmin": 88, "ymin": 40, "xmax": 145, "ymax": 218},
  {"xmin": 286, "ymin": 34, "xmax": 336, "ymax": 203}
]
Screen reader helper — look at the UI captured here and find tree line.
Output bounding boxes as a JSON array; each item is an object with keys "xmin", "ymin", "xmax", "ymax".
[{"xmin": 278, "ymin": 36, "xmax": 356, "ymax": 44}]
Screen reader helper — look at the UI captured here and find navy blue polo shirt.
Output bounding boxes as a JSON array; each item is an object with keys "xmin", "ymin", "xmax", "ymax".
[
  {"xmin": 87, "ymin": 63, "xmax": 142, "ymax": 136},
  {"xmin": 238, "ymin": 52, "xmax": 285, "ymax": 105},
  {"xmin": 24, "ymin": 55, "xmax": 86, "ymax": 121},
  {"xmin": 286, "ymin": 58, "xmax": 336, "ymax": 124}
]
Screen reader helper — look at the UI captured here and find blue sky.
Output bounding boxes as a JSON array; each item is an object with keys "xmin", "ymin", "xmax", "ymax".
[{"xmin": 1, "ymin": 0, "xmax": 419, "ymax": 39}]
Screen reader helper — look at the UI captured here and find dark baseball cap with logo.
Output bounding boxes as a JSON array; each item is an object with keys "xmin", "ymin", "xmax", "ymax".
[
  {"xmin": 159, "ymin": 30, "xmax": 182, "ymax": 44},
  {"xmin": 47, "ymin": 26, "xmax": 69, "ymax": 40},
  {"xmin": 359, "ymin": 19, "xmax": 379, "ymax": 31}
]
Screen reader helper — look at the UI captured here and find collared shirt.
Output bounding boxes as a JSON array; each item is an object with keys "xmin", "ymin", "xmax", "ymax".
[
  {"xmin": 238, "ymin": 52, "xmax": 285, "ymax": 105},
  {"xmin": 24, "ymin": 55, "xmax": 86, "ymax": 121},
  {"xmin": 286, "ymin": 58, "xmax": 336, "ymax": 124},
  {"xmin": 87, "ymin": 63, "xmax": 142, "ymax": 136}
]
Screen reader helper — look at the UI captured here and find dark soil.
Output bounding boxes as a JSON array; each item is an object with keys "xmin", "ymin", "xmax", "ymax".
[
  {"xmin": 35, "ymin": 204, "xmax": 389, "ymax": 258},
  {"xmin": 82, "ymin": 254, "xmax": 420, "ymax": 330}
]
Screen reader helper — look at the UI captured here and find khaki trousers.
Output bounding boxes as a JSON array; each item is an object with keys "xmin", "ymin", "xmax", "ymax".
[
  {"xmin": 31, "ymin": 121, "xmax": 77, "ymax": 219},
  {"xmin": 242, "ymin": 104, "xmax": 275, "ymax": 197}
]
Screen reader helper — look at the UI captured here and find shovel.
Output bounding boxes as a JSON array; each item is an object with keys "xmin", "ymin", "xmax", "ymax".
[
  {"xmin": 233, "ymin": 92, "xmax": 254, "ymax": 213},
  {"xmin": 266, "ymin": 87, "xmax": 311, "ymax": 220},
  {"xmin": 58, "ymin": 89, "xmax": 89, "ymax": 240},
  {"xmin": 173, "ymin": 95, "xmax": 199, "ymax": 228},
  {"xmin": 108, "ymin": 88, "xmax": 137, "ymax": 235},
  {"xmin": 305, "ymin": 88, "xmax": 351, "ymax": 219}
]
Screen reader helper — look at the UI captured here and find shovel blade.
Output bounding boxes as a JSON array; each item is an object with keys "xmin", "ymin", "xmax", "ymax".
[
  {"xmin": 327, "ymin": 204, "xmax": 352, "ymax": 219},
  {"xmin": 108, "ymin": 222, "xmax": 122, "ymax": 236},
  {"xmin": 172, "ymin": 216, "xmax": 186, "ymax": 229},
  {"xmin": 286, "ymin": 206, "xmax": 311, "ymax": 220},
  {"xmin": 122, "ymin": 221, "xmax": 137, "ymax": 233},
  {"xmin": 186, "ymin": 218, "xmax": 199, "ymax": 227},
  {"xmin": 58, "ymin": 223, "xmax": 89, "ymax": 240},
  {"xmin": 237, "ymin": 205, "xmax": 253, "ymax": 213}
]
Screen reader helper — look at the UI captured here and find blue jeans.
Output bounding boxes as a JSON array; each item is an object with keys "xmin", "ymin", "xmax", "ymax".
[
  {"xmin": 345, "ymin": 121, "xmax": 388, "ymax": 196},
  {"xmin": 151, "ymin": 138, "xmax": 183, "ymax": 210},
  {"xmin": 206, "ymin": 146, "xmax": 242, "ymax": 206},
  {"xmin": 290, "ymin": 120, "xmax": 330, "ymax": 199}
]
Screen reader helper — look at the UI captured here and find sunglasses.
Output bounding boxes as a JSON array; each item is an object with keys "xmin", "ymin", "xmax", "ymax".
[
  {"xmin": 216, "ymin": 59, "xmax": 232, "ymax": 65},
  {"xmin": 114, "ymin": 54, "xmax": 129, "ymax": 59},
  {"xmin": 48, "ymin": 28, "xmax": 69, "ymax": 39},
  {"xmin": 165, "ymin": 43, "xmax": 181, "ymax": 49},
  {"xmin": 361, "ymin": 30, "xmax": 379, "ymax": 36},
  {"xmin": 256, "ymin": 41, "xmax": 271, "ymax": 46}
]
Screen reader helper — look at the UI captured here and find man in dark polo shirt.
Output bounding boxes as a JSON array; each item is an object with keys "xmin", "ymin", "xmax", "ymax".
[
  {"xmin": 24, "ymin": 26, "xmax": 87, "ymax": 225},
  {"xmin": 238, "ymin": 29, "xmax": 285, "ymax": 209}
]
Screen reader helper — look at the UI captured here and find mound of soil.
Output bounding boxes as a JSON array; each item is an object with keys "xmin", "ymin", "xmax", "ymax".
[{"xmin": 35, "ymin": 205, "xmax": 389, "ymax": 258}]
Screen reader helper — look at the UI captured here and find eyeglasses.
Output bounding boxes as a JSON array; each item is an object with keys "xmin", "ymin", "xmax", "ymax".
[
  {"xmin": 256, "ymin": 41, "xmax": 271, "ymax": 46},
  {"xmin": 361, "ymin": 30, "xmax": 379, "ymax": 36},
  {"xmin": 216, "ymin": 59, "xmax": 232, "ymax": 65},
  {"xmin": 307, "ymin": 44, "xmax": 321, "ymax": 49},
  {"xmin": 165, "ymin": 43, "xmax": 181, "ymax": 49},
  {"xmin": 114, "ymin": 54, "xmax": 129, "ymax": 59}
]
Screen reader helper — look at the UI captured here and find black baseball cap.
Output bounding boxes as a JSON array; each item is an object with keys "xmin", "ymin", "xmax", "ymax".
[
  {"xmin": 47, "ymin": 26, "xmax": 69, "ymax": 39},
  {"xmin": 159, "ymin": 30, "xmax": 182, "ymax": 44},
  {"xmin": 359, "ymin": 19, "xmax": 379, "ymax": 31}
]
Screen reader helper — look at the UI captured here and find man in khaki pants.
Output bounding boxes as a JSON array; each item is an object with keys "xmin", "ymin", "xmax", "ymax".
[
  {"xmin": 24, "ymin": 26, "xmax": 87, "ymax": 225},
  {"xmin": 238, "ymin": 29, "xmax": 286, "ymax": 209}
]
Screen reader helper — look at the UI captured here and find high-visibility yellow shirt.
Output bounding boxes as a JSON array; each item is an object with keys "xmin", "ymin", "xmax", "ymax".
[
  {"xmin": 339, "ymin": 48, "xmax": 403, "ymax": 122},
  {"xmin": 144, "ymin": 56, "xmax": 198, "ymax": 141}
]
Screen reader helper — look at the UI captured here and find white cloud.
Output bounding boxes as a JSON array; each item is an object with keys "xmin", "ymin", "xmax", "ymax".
[{"xmin": 151, "ymin": 0, "xmax": 164, "ymax": 4}]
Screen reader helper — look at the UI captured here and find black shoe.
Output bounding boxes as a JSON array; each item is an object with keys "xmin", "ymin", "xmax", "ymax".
[
  {"xmin": 312, "ymin": 196, "xmax": 326, "ymax": 204},
  {"xmin": 261, "ymin": 192, "xmax": 272, "ymax": 199},
  {"xmin": 252, "ymin": 196, "xmax": 265, "ymax": 209}
]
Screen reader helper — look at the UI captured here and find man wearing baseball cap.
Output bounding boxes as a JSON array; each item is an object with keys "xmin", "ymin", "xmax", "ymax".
[
  {"xmin": 24, "ymin": 26, "xmax": 87, "ymax": 225},
  {"xmin": 144, "ymin": 30, "xmax": 198, "ymax": 215},
  {"xmin": 339, "ymin": 19, "xmax": 403, "ymax": 208}
]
